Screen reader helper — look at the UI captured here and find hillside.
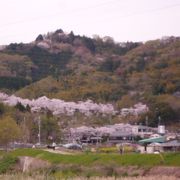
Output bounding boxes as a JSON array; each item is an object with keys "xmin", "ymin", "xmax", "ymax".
[{"xmin": 0, "ymin": 29, "xmax": 179, "ymax": 127}]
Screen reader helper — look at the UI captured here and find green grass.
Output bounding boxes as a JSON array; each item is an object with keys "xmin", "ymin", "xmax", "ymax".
[
  {"xmin": 9, "ymin": 148, "xmax": 180, "ymax": 167},
  {"xmin": 98, "ymin": 145, "xmax": 135, "ymax": 153},
  {"xmin": 0, "ymin": 155, "xmax": 18, "ymax": 173},
  {"xmin": 98, "ymin": 147, "xmax": 118, "ymax": 153},
  {"xmin": 0, "ymin": 151, "xmax": 5, "ymax": 156}
]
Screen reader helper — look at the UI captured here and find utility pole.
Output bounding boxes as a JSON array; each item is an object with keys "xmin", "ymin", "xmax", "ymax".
[
  {"xmin": 23, "ymin": 117, "xmax": 26, "ymax": 143},
  {"xmin": 109, "ymin": 114, "xmax": 112, "ymax": 124},
  {"xmin": 158, "ymin": 116, "xmax": 161, "ymax": 125},
  {"xmin": 145, "ymin": 116, "xmax": 148, "ymax": 126},
  {"xmin": 38, "ymin": 116, "xmax": 41, "ymax": 145}
]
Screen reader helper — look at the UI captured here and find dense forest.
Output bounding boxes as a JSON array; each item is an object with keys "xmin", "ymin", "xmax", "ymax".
[{"xmin": 0, "ymin": 29, "xmax": 179, "ymax": 139}]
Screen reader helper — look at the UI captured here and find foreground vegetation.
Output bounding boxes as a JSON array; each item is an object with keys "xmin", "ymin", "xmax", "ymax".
[
  {"xmin": 7, "ymin": 148, "xmax": 180, "ymax": 167},
  {"xmin": 0, "ymin": 149, "xmax": 179, "ymax": 179}
]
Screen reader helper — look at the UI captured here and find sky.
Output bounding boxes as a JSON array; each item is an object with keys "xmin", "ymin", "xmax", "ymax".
[{"xmin": 0, "ymin": 0, "xmax": 180, "ymax": 45}]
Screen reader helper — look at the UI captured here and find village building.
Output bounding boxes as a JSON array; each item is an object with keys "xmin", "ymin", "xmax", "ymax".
[
  {"xmin": 131, "ymin": 125, "xmax": 157, "ymax": 138},
  {"xmin": 138, "ymin": 134, "xmax": 180, "ymax": 153},
  {"xmin": 63, "ymin": 122, "xmax": 180, "ymax": 153},
  {"xmin": 67, "ymin": 123, "xmax": 159, "ymax": 145}
]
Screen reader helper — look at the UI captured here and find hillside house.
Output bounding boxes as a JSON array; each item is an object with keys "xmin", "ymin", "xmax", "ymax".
[{"xmin": 132, "ymin": 125, "xmax": 156, "ymax": 138}]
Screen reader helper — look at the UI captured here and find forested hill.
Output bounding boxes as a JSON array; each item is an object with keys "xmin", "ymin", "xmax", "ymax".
[{"xmin": 0, "ymin": 29, "xmax": 180, "ymax": 126}]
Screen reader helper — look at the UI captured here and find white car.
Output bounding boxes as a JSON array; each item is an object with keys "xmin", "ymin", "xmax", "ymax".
[{"xmin": 63, "ymin": 143, "xmax": 82, "ymax": 150}]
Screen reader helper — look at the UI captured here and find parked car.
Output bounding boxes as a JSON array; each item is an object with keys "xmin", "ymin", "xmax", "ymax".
[{"xmin": 62, "ymin": 143, "xmax": 82, "ymax": 150}]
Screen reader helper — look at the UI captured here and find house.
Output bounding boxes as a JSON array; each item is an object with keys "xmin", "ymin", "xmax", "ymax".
[
  {"xmin": 132, "ymin": 125, "xmax": 156, "ymax": 138},
  {"xmin": 139, "ymin": 135, "xmax": 166, "ymax": 144},
  {"xmin": 108, "ymin": 131, "xmax": 134, "ymax": 144},
  {"xmin": 160, "ymin": 140, "xmax": 180, "ymax": 152},
  {"xmin": 145, "ymin": 140, "xmax": 180, "ymax": 153},
  {"xmin": 66, "ymin": 123, "xmax": 167, "ymax": 145},
  {"xmin": 138, "ymin": 136, "xmax": 166, "ymax": 153},
  {"xmin": 138, "ymin": 136, "xmax": 180, "ymax": 153}
]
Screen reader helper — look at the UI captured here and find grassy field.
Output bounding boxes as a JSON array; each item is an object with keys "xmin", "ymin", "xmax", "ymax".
[
  {"xmin": 0, "ymin": 149, "xmax": 179, "ymax": 179},
  {"xmin": 8, "ymin": 148, "xmax": 180, "ymax": 167}
]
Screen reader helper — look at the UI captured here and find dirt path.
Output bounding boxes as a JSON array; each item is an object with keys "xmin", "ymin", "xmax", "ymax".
[{"xmin": 43, "ymin": 148, "xmax": 76, "ymax": 155}]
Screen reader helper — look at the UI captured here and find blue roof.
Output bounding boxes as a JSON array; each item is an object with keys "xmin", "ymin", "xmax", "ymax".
[{"xmin": 139, "ymin": 136, "xmax": 166, "ymax": 143}]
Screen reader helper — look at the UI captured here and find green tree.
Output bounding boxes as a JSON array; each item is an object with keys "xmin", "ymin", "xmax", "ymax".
[
  {"xmin": 153, "ymin": 102, "xmax": 177, "ymax": 124},
  {"xmin": 41, "ymin": 115, "xmax": 61, "ymax": 144},
  {"xmin": 152, "ymin": 81, "xmax": 165, "ymax": 95},
  {"xmin": 139, "ymin": 101, "xmax": 177, "ymax": 126},
  {"xmin": 117, "ymin": 95, "xmax": 135, "ymax": 109},
  {"xmin": 0, "ymin": 103, "xmax": 5, "ymax": 116},
  {"xmin": 0, "ymin": 116, "xmax": 21, "ymax": 151},
  {"xmin": 15, "ymin": 102, "xmax": 26, "ymax": 112}
]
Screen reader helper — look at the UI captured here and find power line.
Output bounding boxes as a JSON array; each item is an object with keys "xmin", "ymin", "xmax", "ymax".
[
  {"xmin": 0, "ymin": 0, "xmax": 118, "ymax": 29},
  {"xmin": 1, "ymin": 3, "xmax": 179, "ymax": 28},
  {"xmin": 0, "ymin": 2, "xmax": 179, "ymax": 42},
  {"xmin": 67, "ymin": 3, "xmax": 180, "ymax": 36},
  {"xmin": 116, "ymin": 3, "xmax": 180, "ymax": 18},
  {"xmin": 76, "ymin": 3, "xmax": 180, "ymax": 25}
]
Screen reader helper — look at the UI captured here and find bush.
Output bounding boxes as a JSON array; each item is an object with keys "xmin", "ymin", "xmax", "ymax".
[
  {"xmin": 0, "ymin": 103, "xmax": 5, "ymax": 116},
  {"xmin": 0, "ymin": 155, "xmax": 18, "ymax": 174},
  {"xmin": 0, "ymin": 76, "xmax": 31, "ymax": 90}
]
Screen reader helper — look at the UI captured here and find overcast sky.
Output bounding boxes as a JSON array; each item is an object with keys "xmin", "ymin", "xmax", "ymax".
[{"xmin": 0, "ymin": 0, "xmax": 180, "ymax": 45}]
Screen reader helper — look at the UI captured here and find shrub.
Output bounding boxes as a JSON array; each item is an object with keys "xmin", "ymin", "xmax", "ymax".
[{"xmin": 0, "ymin": 155, "xmax": 18, "ymax": 174}]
